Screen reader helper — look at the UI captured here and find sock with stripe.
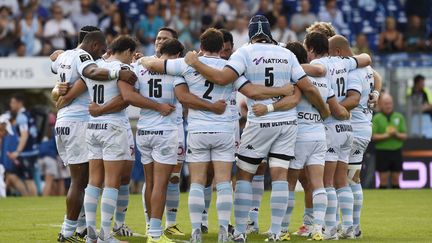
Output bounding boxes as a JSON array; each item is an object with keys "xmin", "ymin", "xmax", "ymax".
[
  {"xmin": 350, "ymin": 183, "xmax": 363, "ymax": 229},
  {"xmin": 336, "ymin": 186, "xmax": 354, "ymax": 230},
  {"xmin": 249, "ymin": 175, "xmax": 264, "ymax": 227},
  {"xmin": 281, "ymin": 190, "xmax": 295, "ymax": 231},
  {"xmin": 312, "ymin": 188, "xmax": 327, "ymax": 227},
  {"xmin": 100, "ymin": 187, "xmax": 119, "ymax": 240},
  {"xmin": 114, "ymin": 184, "xmax": 129, "ymax": 228},
  {"xmin": 269, "ymin": 181, "xmax": 289, "ymax": 234},
  {"xmin": 189, "ymin": 183, "xmax": 205, "ymax": 233},
  {"xmin": 148, "ymin": 218, "xmax": 163, "ymax": 239},
  {"xmin": 304, "ymin": 207, "xmax": 314, "ymax": 226},
  {"xmin": 325, "ymin": 187, "xmax": 337, "ymax": 231},
  {"xmin": 234, "ymin": 180, "xmax": 252, "ymax": 235},
  {"xmin": 83, "ymin": 184, "xmax": 101, "ymax": 238},
  {"xmin": 216, "ymin": 182, "xmax": 233, "ymax": 231},
  {"xmin": 165, "ymin": 182, "xmax": 180, "ymax": 227},
  {"xmin": 60, "ymin": 218, "xmax": 77, "ymax": 238},
  {"xmin": 202, "ymin": 185, "xmax": 212, "ymax": 227},
  {"xmin": 76, "ymin": 206, "xmax": 86, "ymax": 234}
]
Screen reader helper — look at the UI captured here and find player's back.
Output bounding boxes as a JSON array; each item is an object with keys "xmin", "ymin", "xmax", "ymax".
[
  {"xmin": 183, "ymin": 56, "xmax": 235, "ymax": 132},
  {"xmin": 296, "ymin": 75, "xmax": 332, "ymax": 141},
  {"xmin": 135, "ymin": 64, "xmax": 178, "ymax": 131},
  {"xmin": 84, "ymin": 59, "xmax": 128, "ymax": 126},
  {"xmin": 55, "ymin": 49, "xmax": 93, "ymax": 122},
  {"xmin": 348, "ymin": 66, "xmax": 374, "ymax": 125},
  {"xmin": 311, "ymin": 56, "xmax": 357, "ymax": 124},
  {"xmin": 228, "ymin": 43, "xmax": 303, "ymax": 123}
]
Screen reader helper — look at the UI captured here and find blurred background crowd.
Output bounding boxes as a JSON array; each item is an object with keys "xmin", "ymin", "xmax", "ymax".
[{"xmin": 0, "ymin": 0, "xmax": 432, "ymax": 57}]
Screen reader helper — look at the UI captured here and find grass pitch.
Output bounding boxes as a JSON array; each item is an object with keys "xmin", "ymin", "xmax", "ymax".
[{"xmin": 0, "ymin": 189, "xmax": 431, "ymax": 243}]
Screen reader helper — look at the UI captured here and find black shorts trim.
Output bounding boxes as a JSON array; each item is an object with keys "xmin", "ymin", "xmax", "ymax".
[
  {"xmin": 163, "ymin": 60, "xmax": 168, "ymax": 74},
  {"xmin": 349, "ymin": 161, "xmax": 362, "ymax": 165},
  {"xmin": 237, "ymin": 154, "xmax": 263, "ymax": 165},
  {"xmin": 268, "ymin": 153, "xmax": 295, "ymax": 161}
]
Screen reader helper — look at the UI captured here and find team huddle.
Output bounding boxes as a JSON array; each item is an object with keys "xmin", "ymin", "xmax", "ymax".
[{"xmin": 50, "ymin": 14, "xmax": 381, "ymax": 243}]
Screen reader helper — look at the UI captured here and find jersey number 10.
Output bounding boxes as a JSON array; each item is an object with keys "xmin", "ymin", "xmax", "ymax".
[{"xmin": 92, "ymin": 84, "xmax": 104, "ymax": 104}]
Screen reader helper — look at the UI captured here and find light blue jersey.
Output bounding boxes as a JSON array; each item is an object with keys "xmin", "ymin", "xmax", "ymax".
[
  {"xmin": 227, "ymin": 43, "xmax": 306, "ymax": 123},
  {"xmin": 347, "ymin": 65, "xmax": 375, "ymax": 139},
  {"xmin": 83, "ymin": 59, "xmax": 129, "ymax": 127},
  {"xmin": 229, "ymin": 90, "xmax": 240, "ymax": 121},
  {"xmin": 311, "ymin": 56, "xmax": 358, "ymax": 125},
  {"xmin": 53, "ymin": 49, "xmax": 95, "ymax": 122},
  {"xmin": 297, "ymin": 76, "xmax": 335, "ymax": 142},
  {"xmin": 166, "ymin": 56, "xmax": 248, "ymax": 132},
  {"xmin": 135, "ymin": 63, "xmax": 179, "ymax": 131}
]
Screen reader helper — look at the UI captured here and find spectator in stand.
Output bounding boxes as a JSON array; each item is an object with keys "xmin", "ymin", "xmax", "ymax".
[
  {"xmin": 201, "ymin": 1, "xmax": 225, "ymax": 32},
  {"xmin": 378, "ymin": 17, "xmax": 404, "ymax": 53},
  {"xmin": 18, "ymin": 7, "xmax": 42, "ymax": 56},
  {"xmin": 136, "ymin": 3, "xmax": 165, "ymax": 55},
  {"xmin": 57, "ymin": 0, "xmax": 80, "ymax": 17},
  {"xmin": 290, "ymin": 0, "xmax": 317, "ymax": 41},
  {"xmin": 188, "ymin": 0, "xmax": 204, "ymax": 41},
  {"xmin": 217, "ymin": 0, "xmax": 237, "ymax": 23},
  {"xmin": 352, "ymin": 33, "xmax": 373, "ymax": 57},
  {"xmin": 71, "ymin": 0, "xmax": 98, "ymax": 32},
  {"xmin": 105, "ymin": 11, "xmax": 129, "ymax": 44},
  {"xmin": 407, "ymin": 74, "xmax": 432, "ymax": 115},
  {"xmin": 170, "ymin": 6, "xmax": 194, "ymax": 50},
  {"xmin": 318, "ymin": 0, "xmax": 347, "ymax": 34},
  {"xmin": 10, "ymin": 40, "xmax": 26, "ymax": 56},
  {"xmin": 43, "ymin": 4, "xmax": 76, "ymax": 50},
  {"xmin": 404, "ymin": 15, "xmax": 426, "ymax": 52},
  {"xmin": 372, "ymin": 93, "xmax": 407, "ymax": 189},
  {"xmin": 0, "ymin": 0, "xmax": 18, "ymax": 16},
  {"xmin": 265, "ymin": 0, "xmax": 286, "ymax": 28},
  {"xmin": 272, "ymin": 15, "xmax": 297, "ymax": 44},
  {"xmin": 0, "ymin": 6, "xmax": 17, "ymax": 56},
  {"xmin": 231, "ymin": 15, "xmax": 249, "ymax": 50}
]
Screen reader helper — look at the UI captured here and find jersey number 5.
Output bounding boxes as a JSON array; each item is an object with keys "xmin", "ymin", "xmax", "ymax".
[
  {"xmin": 92, "ymin": 84, "xmax": 104, "ymax": 104},
  {"xmin": 265, "ymin": 67, "xmax": 274, "ymax": 87},
  {"xmin": 148, "ymin": 79, "xmax": 162, "ymax": 98}
]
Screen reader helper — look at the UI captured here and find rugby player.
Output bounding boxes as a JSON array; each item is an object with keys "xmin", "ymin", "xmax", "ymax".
[
  {"xmin": 51, "ymin": 31, "xmax": 137, "ymax": 242},
  {"xmin": 328, "ymin": 35, "xmax": 382, "ymax": 238},
  {"xmin": 303, "ymin": 32, "xmax": 371, "ymax": 240},
  {"xmin": 183, "ymin": 16, "xmax": 330, "ymax": 242}
]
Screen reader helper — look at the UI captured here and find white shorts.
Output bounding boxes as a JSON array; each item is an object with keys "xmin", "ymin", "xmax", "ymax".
[
  {"xmin": 186, "ymin": 132, "xmax": 235, "ymax": 163},
  {"xmin": 177, "ymin": 123, "xmax": 186, "ymax": 163},
  {"xmin": 290, "ymin": 140, "xmax": 327, "ymax": 169},
  {"xmin": 55, "ymin": 121, "xmax": 89, "ymax": 166},
  {"xmin": 325, "ymin": 123, "xmax": 354, "ymax": 163},
  {"xmin": 349, "ymin": 137, "xmax": 370, "ymax": 165},
  {"xmin": 237, "ymin": 121, "xmax": 297, "ymax": 173},
  {"xmin": 234, "ymin": 120, "xmax": 240, "ymax": 152},
  {"xmin": 137, "ymin": 129, "xmax": 178, "ymax": 165},
  {"xmin": 86, "ymin": 123, "xmax": 134, "ymax": 161},
  {"xmin": 126, "ymin": 125, "xmax": 135, "ymax": 161}
]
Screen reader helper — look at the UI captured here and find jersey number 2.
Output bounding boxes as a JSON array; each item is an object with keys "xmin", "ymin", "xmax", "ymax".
[
  {"xmin": 92, "ymin": 84, "xmax": 104, "ymax": 104},
  {"xmin": 203, "ymin": 80, "xmax": 214, "ymax": 100},
  {"xmin": 148, "ymin": 79, "xmax": 162, "ymax": 98}
]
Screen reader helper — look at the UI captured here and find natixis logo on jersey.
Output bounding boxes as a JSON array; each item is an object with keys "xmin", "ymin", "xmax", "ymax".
[
  {"xmin": 252, "ymin": 56, "xmax": 288, "ymax": 65},
  {"xmin": 329, "ymin": 68, "xmax": 347, "ymax": 75}
]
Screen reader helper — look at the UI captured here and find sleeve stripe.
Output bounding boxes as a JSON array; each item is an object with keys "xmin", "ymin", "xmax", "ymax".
[
  {"xmin": 327, "ymin": 94, "xmax": 335, "ymax": 100},
  {"xmin": 164, "ymin": 60, "xmax": 168, "ymax": 74},
  {"xmin": 352, "ymin": 57, "xmax": 359, "ymax": 68},
  {"xmin": 237, "ymin": 80, "xmax": 251, "ymax": 92},
  {"xmin": 225, "ymin": 65, "xmax": 240, "ymax": 77},
  {"xmin": 347, "ymin": 89, "xmax": 361, "ymax": 95},
  {"xmin": 175, "ymin": 83, "xmax": 187, "ymax": 87},
  {"xmin": 297, "ymin": 74, "xmax": 307, "ymax": 81}
]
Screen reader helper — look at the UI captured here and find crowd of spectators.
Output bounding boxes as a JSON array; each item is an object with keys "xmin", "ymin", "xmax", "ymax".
[{"xmin": 0, "ymin": 0, "xmax": 431, "ymax": 57}]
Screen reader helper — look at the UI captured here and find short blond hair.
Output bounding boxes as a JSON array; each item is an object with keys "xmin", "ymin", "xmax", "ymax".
[{"xmin": 306, "ymin": 22, "xmax": 336, "ymax": 38}]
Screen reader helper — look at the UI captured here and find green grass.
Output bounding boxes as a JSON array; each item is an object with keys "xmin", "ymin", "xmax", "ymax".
[{"xmin": 0, "ymin": 190, "xmax": 431, "ymax": 242}]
